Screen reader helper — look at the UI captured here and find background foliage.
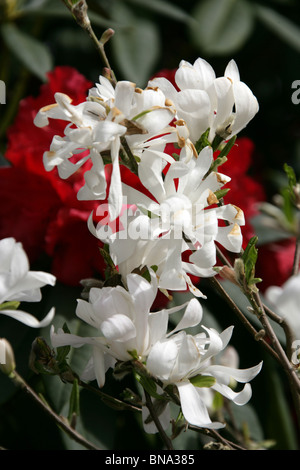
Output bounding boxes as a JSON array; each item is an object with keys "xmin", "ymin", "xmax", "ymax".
[{"xmin": 1, "ymin": 0, "xmax": 300, "ymax": 450}]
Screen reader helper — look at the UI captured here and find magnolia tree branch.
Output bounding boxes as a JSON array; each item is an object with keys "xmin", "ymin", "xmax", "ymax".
[
  {"xmin": 62, "ymin": 0, "xmax": 117, "ymax": 86},
  {"xmin": 215, "ymin": 246, "xmax": 300, "ymax": 415},
  {"xmin": 292, "ymin": 238, "xmax": 300, "ymax": 276},
  {"xmin": 8, "ymin": 370, "xmax": 101, "ymax": 451},
  {"xmin": 208, "ymin": 276, "xmax": 280, "ymax": 362},
  {"xmin": 143, "ymin": 390, "xmax": 174, "ymax": 450}
]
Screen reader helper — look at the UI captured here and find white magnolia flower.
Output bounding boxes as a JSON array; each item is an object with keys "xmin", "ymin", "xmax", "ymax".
[
  {"xmin": 265, "ymin": 274, "xmax": 300, "ymax": 340},
  {"xmin": 149, "ymin": 57, "xmax": 259, "ymax": 144},
  {"xmin": 146, "ymin": 325, "xmax": 262, "ymax": 430},
  {"xmin": 89, "ymin": 146, "xmax": 244, "ymax": 296},
  {"xmin": 0, "ymin": 238, "xmax": 56, "ymax": 327},
  {"xmin": 50, "ymin": 269, "xmax": 203, "ymax": 388},
  {"xmin": 34, "ymin": 78, "xmax": 176, "ymax": 220}
]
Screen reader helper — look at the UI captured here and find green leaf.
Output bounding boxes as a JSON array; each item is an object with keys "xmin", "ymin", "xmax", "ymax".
[
  {"xmin": 189, "ymin": 375, "xmax": 216, "ymax": 388},
  {"xmin": 195, "ymin": 128, "xmax": 211, "ymax": 153},
  {"xmin": 283, "ymin": 163, "xmax": 297, "ymax": 190},
  {"xmin": 110, "ymin": 1, "xmax": 160, "ymax": 85},
  {"xmin": 136, "ymin": 374, "xmax": 165, "ymax": 401},
  {"xmin": 189, "ymin": 0, "xmax": 254, "ymax": 55},
  {"xmin": 0, "ymin": 301, "xmax": 20, "ymax": 311},
  {"xmin": 125, "ymin": 0, "xmax": 193, "ymax": 23},
  {"xmin": 1, "ymin": 23, "xmax": 53, "ymax": 81},
  {"xmin": 242, "ymin": 236, "xmax": 259, "ymax": 285},
  {"xmin": 255, "ymin": 4, "xmax": 300, "ymax": 52},
  {"xmin": 214, "ymin": 188, "xmax": 231, "ymax": 200},
  {"xmin": 68, "ymin": 378, "xmax": 80, "ymax": 423},
  {"xmin": 217, "ymin": 135, "xmax": 237, "ymax": 160}
]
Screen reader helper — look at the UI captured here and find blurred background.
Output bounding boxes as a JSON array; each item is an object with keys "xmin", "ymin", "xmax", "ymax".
[{"xmin": 1, "ymin": 0, "xmax": 300, "ymax": 451}]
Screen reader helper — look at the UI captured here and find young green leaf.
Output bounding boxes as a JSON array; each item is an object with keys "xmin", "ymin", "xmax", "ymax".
[
  {"xmin": 189, "ymin": 375, "xmax": 216, "ymax": 388},
  {"xmin": 68, "ymin": 378, "xmax": 80, "ymax": 424}
]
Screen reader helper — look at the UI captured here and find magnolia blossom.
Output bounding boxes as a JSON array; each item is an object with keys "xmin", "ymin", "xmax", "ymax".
[
  {"xmin": 34, "ymin": 77, "xmax": 176, "ymax": 220},
  {"xmin": 0, "ymin": 238, "xmax": 56, "ymax": 327},
  {"xmin": 149, "ymin": 57, "xmax": 259, "ymax": 144},
  {"xmin": 50, "ymin": 269, "xmax": 203, "ymax": 388},
  {"xmin": 89, "ymin": 146, "xmax": 244, "ymax": 296},
  {"xmin": 265, "ymin": 273, "xmax": 300, "ymax": 340},
  {"xmin": 51, "ymin": 268, "xmax": 261, "ymax": 433},
  {"xmin": 146, "ymin": 325, "xmax": 262, "ymax": 431}
]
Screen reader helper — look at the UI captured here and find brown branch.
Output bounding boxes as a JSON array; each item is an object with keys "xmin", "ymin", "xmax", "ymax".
[{"xmin": 9, "ymin": 370, "xmax": 101, "ymax": 450}]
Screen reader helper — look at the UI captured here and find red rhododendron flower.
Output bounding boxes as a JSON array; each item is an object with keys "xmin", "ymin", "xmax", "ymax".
[{"xmin": 256, "ymin": 238, "xmax": 297, "ymax": 292}]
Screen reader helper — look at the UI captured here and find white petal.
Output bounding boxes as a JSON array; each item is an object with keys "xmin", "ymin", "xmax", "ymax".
[
  {"xmin": 215, "ymin": 224, "xmax": 243, "ymax": 253},
  {"xmin": 213, "ymin": 382, "xmax": 253, "ymax": 405},
  {"xmin": 177, "ymin": 381, "xmax": 224, "ymax": 429},
  {"xmin": 93, "ymin": 346, "xmax": 107, "ymax": 388},
  {"xmin": 146, "ymin": 338, "xmax": 179, "ymax": 381},
  {"xmin": 114, "ymin": 81, "xmax": 135, "ymax": 114},
  {"xmin": 101, "ymin": 314, "xmax": 136, "ymax": 342},
  {"xmin": 224, "ymin": 59, "xmax": 240, "ymax": 82},
  {"xmin": 207, "ymin": 361, "xmax": 263, "ymax": 384},
  {"xmin": 50, "ymin": 326, "xmax": 96, "ymax": 348},
  {"xmin": 0, "ymin": 307, "xmax": 55, "ymax": 328},
  {"xmin": 127, "ymin": 271, "xmax": 157, "ymax": 316},
  {"xmin": 231, "ymin": 81, "xmax": 259, "ymax": 136},
  {"xmin": 169, "ymin": 298, "xmax": 203, "ymax": 335},
  {"xmin": 108, "ymin": 138, "xmax": 123, "ymax": 220},
  {"xmin": 148, "ymin": 310, "xmax": 169, "ymax": 346},
  {"xmin": 189, "ymin": 239, "xmax": 216, "ymax": 270}
]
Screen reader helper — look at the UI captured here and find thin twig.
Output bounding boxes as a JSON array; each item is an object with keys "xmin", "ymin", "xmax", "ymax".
[
  {"xmin": 208, "ymin": 277, "xmax": 280, "ymax": 363},
  {"xmin": 188, "ymin": 425, "xmax": 246, "ymax": 450},
  {"xmin": 120, "ymin": 136, "xmax": 139, "ymax": 175},
  {"xmin": 292, "ymin": 239, "xmax": 300, "ymax": 276},
  {"xmin": 144, "ymin": 390, "xmax": 174, "ymax": 450},
  {"xmin": 263, "ymin": 303, "xmax": 295, "ymax": 360},
  {"xmin": 252, "ymin": 292, "xmax": 300, "ymax": 393},
  {"xmin": 78, "ymin": 379, "xmax": 142, "ymax": 413},
  {"xmin": 62, "ymin": 0, "xmax": 117, "ymax": 86},
  {"xmin": 9, "ymin": 370, "xmax": 101, "ymax": 450}
]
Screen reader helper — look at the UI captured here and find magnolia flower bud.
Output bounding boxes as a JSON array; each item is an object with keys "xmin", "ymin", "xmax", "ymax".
[{"xmin": 0, "ymin": 338, "xmax": 16, "ymax": 375}]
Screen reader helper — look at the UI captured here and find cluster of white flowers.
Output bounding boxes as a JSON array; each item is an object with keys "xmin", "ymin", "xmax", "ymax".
[{"xmin": 33, "ymin": 57, "xmax": 262, "ymax": 432}]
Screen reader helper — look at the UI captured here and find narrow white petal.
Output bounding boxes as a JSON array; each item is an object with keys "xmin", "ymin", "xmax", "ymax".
[
  {"xmin": 108, "ymin": 138, "xmax": 123, "ymax": 221},
  {"xmin": 177, "ymin": 381, "xmax": 224, "ymax": 429},
  {"xmin": 212, "ymin": 382, "xmax": 253, "ymax": 406},
  {"xmin": 93, "ymin": 346, "xmax": 107, "ymax": 388},
  {"xmin": 207, "ymin": 361, "xmax": 263, "ymax": 384},
  {"xmin": 169, "ymin": 298, "xmax": 203, "ymax": 335},
  {"xmin": 0, "ymin": 307, "xmax": 55, "ymax": 328},
  {"xmin": 50, "ymin": 326, "xmax": 96, "ymax": 348}
]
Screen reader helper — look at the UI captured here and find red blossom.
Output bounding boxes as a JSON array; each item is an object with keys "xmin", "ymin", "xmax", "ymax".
[{"xmin": 255, "ymin": 238, "xmax": 297, "ymax": 292}]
